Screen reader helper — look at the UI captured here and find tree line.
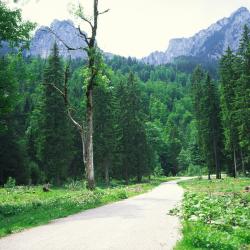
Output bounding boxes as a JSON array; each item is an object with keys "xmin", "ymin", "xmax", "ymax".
[
  {"xmin": 1, "ymin": 0, "xmax": 249, "ymax": 188},
  {"xmin": 191, "ymin": 25, "xmax": 250, "ymax": 178}
]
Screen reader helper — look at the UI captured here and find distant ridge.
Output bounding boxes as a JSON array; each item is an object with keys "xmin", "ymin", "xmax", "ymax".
[{"xmin": 142, "ymin": 7, "xmax": 250, "ymax": 65}]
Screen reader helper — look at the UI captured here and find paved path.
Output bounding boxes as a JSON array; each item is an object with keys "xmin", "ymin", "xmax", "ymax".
[{"xmin": 0, "ymin": 178, "xmax": 188, "ymax": 250}]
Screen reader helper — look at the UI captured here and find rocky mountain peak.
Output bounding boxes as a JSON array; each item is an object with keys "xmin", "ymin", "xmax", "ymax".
[
  {"xmin": 232, "ymin": 7, "xmax": 249, "ymax": 16},
  {"xmin": 26, "ymin": 19, "xmax": 87, "ymax": 59},
  {"xmin": 142, "ymin": 7, "xmax": 250, "ymax": 65}
]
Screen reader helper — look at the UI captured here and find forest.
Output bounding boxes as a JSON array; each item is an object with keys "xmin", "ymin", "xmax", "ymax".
[{"xmin": 0, "ymin": 1, "xmax": 250, "ymax": 189}]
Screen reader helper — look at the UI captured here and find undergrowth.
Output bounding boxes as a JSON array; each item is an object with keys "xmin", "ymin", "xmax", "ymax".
[{"xmin": 174, "ymin": 178, "xmax": 250, "ymax": 250}]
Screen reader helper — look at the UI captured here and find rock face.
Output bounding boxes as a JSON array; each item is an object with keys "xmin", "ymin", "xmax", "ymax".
[
  {"xmin": 142, "ymin": 7, "xmax": 250, "ymax": 65},
  {"xmin": 26, "ymin": 19, "xmax": 88, "ymax": 59}
]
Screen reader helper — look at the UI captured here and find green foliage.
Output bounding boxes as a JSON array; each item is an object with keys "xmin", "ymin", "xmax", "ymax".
[
  {"xmin": 33, "ymin": 43, "xmax": 74, "ymax": 185},
  {"xmin": 153, "ymin": 165, "xmax": 164, "ymax": 177},
  {"xmin": 3, "ymin": 177, "xmax": 16, "ymax": 189},
  {"xmin": 219, "ymin": 26, "xmax": 250, "ymax": 175},
  {"xmin": 175, "ymin": 178, "xmax": 250, "ymax": 250},
  {"xmin": 186, "ymin": 164, "xmax": 206, "ymax": 176},
  {"xmin": 191, "ymin": 67, "xmax": 223, "ymax": 178},
  {"xmin": 0, "ymin": 1, "xmax": 35, "ymax": 47}
]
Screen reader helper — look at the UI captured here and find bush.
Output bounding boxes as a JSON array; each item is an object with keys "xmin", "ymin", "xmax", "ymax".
[
  {"xmin": 153, "ymin": 165, "xmax": 164, "ymax": 177},
  {"xmin": 4, "ymin": 177, "xmax": 16, "ymax": 188},
  {"xmin": 187, "ymin": 164, "xmax": 206, "ymax": 176},
  {"xmin": 64, "ymin": 179, "xmax": 86, "ymax": 190}
]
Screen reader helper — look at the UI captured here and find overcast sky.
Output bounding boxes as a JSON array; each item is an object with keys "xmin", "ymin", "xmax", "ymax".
[{"xmin": 5, "ymin": 0, "xmax": 250, "ymax": 58}]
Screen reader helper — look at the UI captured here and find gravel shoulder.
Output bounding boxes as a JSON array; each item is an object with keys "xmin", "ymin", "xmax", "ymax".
[{"xmin": 0, "ymin": 178, "xmax": 189, "ymax": 250}]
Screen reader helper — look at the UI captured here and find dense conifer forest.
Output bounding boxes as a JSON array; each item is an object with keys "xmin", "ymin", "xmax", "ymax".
[
  {"xmin": 0, "ymin": 1, "xmax": 249, "ymax": 187},
  {"xmin": 1, "ymin": 40, "xmax": 249, "ymax": 186}
]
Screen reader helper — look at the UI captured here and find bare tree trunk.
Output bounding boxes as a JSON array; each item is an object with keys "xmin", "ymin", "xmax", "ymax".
[
  {"xmin": 86, "ymin": 87, "xmax": 95, "ymax": 189},
  {"xmin": 45, "ymin": 0, "xmax": 109, "ymax": 190}
]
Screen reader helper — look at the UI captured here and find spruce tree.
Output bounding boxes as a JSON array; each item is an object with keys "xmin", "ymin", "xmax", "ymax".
[
  {"xmin": 192, "ymin": 68, "xmax": 223, "ymax": 179},
  {"xmin": 205, "ymin": 74, "xmax": 222, "ymax": 179},
  {"xmin": 0, "ymin": 57, "xmax": 27, "ymax": 184},
  {"xmin": 115, "ymin": 73, "xmax": 151, "ymax": 183},
  {"xmin": 235, "ymin": 33, "xmax": 250, "ymax": 172},
  {"xmin": 93, "ymin": 79, "xmax": 115, "ymax": 185},
  {"xmin": 220, "ymin": 47, "xmax": 239, "ymax": 177},
  {"xmin": 41, "ymin": 43, "xmax": 73, "ymax": 185}
]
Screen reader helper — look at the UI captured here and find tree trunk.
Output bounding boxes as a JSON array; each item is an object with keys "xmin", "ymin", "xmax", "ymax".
[
  {"xmin": 208, "ymin": 163, "xmax": 211, "ymax": 180},
  {"xmin": 208, "ymin": 171, "xmax": 211, "ymax": 180},
  {"xmin": 240, "ymin": 149, "xmax": 246, "ymax": 176},
  {"xmin": 137, "ymin": 174, "xmax": 142, "ymax": 183},
  {"xmin": 233, "ymin": 148, "xmax": 237, "ymax": 178},
  {"xmin": 104, "ymin": 160, "xmax": 109, "ymax": 186},
  {"xmin": 85, "ymin": 87, "xmax": 95, "ymax": 190},
  {"xmin": 212, "ymin": 133, "xmax": 221, "ymax": 179},
  {"xmin": 125, "ymin": 165, "xmax": 129, "ymax": 185}
]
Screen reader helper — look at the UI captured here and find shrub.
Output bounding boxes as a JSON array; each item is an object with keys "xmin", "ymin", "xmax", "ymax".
[
  {"xmin": 4, "ymin": 177, "xmax": 16, "ymax": 188},
  {"xmin": 64, "ymin": 179, "xmax": 86, "ymax": 190},
  {"xmin": 153, "ymin": 165, "xmax": 164, "ymax": 177}
]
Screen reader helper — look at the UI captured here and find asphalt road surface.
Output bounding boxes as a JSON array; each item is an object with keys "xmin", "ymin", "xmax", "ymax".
[{"xmin": 0, "ymin": 178, "xmax": 188, "ymax": 250}]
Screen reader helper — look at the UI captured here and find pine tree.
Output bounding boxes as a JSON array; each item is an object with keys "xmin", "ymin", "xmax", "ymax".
[
  {"xmin": 235, "ymin": 33, "xmax": 250, "ymax": 172},
  {"xmin": 93, "ymin": 78, "xmax": 115, "ymax": 185},
  {"xmin": 0, "ymin": 57, "xmax": 27, "ymax": 184},
  {"xmin": 41, "ymin": 43, "xmax": 73, "ymax": 185},
  {"xmin": 192, "ymin": 67, "xmax": 223, "ymax": 179},
  {"xmin": 220, "ymin": 47, "xmax": 239, "ymax": 177},
  {"xmin": 191, "ymin": 66, "xmax": 205, "ymax": 152},
  {"xmin": 205, "ymin": 74, "xmax": 223, "ymax": 179},
  {"xmin": 115, "ymin": 73, "xmax": 151, "ymax": 183}
]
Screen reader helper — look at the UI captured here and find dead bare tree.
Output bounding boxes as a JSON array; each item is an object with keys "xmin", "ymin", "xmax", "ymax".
[{"xmin": 45, "ymin": 0, "xmax": 109, "ymax": 190}]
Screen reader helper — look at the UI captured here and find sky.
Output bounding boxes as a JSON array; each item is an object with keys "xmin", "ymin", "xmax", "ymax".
[{"xmin": 4, "ymin": 0, "xmax": 250, "ymax": 58}]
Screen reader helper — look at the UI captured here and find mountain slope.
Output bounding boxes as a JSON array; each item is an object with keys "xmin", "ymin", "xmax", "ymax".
[
  {"xmin": 26, "ymin": 20, "xmax": 87, "ymax": 59},
  {"xmin": 142, "ymin": 7, "xmax": 250, "ymax": 65}
]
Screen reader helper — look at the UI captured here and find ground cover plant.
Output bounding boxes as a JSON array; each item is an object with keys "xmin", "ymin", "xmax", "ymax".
[
  {"xmin": 0, "ymin": 176, "xmax": 176, "ymax": 237},
  {"xmin": 174, "ymin": 178, "xmax": 250, "ymax": 250}
]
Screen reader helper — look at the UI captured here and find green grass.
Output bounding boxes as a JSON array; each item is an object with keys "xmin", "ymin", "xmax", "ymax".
[
  {"xmin": 174, "ymin": 177, "xmax": 250, "ymax": 250},
  {"xmin": 0, "ymin": 176, "xmax": 176, "ymax": 237}
]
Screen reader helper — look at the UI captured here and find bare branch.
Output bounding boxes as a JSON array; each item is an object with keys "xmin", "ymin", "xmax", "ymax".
[
  {"xmin": 78, "ymin": 4, "xmax": 94, "ymax": 30},
  {"xmin": 67, "ymin": 108, "xmax": 83, "ymax": 132},
  {"xmin": 40, "ymin": 28, "xmax": 85, "ymax": 51},
  {"xmin": 98, "ymin": 9, "xmax": 110, "ymax": 15},
  {"xmin": 45, "ymin": 82, "xmax": 65, "ymax": 97},
  {"xmin": 78, "ymin": 26, "xmax": 90, "ymax": 46}
]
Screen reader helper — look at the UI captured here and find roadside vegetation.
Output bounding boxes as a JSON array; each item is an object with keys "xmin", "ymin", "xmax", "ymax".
[
  {"xmin": 0, "ymin": 176, "xmax": 176, "ymax": 237},
  {"xmin": 174, "ymin": 177, "xmax": 250, "ymax": 250}
]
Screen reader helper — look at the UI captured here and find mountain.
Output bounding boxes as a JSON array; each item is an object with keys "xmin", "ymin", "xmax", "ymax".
[
  {"xmin": 26, "ymin": 19, "xmax": 88, "ymax": 59},
  {"xmin": 142, "ymin": 7, "xmax": 250, "ymax": 65}
]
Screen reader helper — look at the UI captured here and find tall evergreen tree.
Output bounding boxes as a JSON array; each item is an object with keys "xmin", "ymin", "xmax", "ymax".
[
  {"xmin": 93, "ymin": 78, "xmax": 115, "ymax": 185},
  {"xmin": 220, "ymin": 47, "xmax": 240, "ymax": 177},
  {"xmin": 0, "ymin": 57, "xmax": 27, "ymax": 184},
  {"xmin": 204, "ymin": 74, "xmax": 223, "ymax": 179},
  {"xmin": 40, "ymin": 43, "xmax": 73, "ymax": 185},
  {"xmin": 192, "ymin": 67, "xmax": 223, "ymax": 179},
  {"xmin": 115, "ymin": 73, "xmax": 151, "ymax": 183},
  {"xmin": 235, "ymin": 30, "xmax": 250, "ymax": 172}
]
